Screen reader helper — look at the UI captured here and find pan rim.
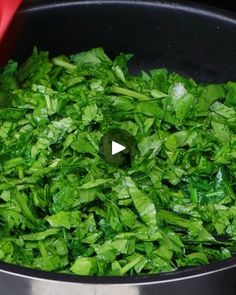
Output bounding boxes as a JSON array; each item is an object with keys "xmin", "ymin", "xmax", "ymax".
[
  {"xmin": 20, "ymin": 0, "xmax": 236, "ymax": 25},
  {"xmin": 0, "ymin": 257, "xmax": 236, "ymax": 284}
]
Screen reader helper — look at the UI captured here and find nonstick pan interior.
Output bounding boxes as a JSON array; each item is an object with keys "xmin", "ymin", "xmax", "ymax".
[{"xmin": 2, "ymin": 0, "xmax": 236, "ymax": 84}]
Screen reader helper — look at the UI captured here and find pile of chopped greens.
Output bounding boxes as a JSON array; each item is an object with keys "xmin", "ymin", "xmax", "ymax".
[{"xmin": 0, "ymin": 47, "xmax": 236, "ymax": 276}]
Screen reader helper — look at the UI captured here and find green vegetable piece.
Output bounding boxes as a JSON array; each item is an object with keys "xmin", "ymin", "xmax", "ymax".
[
  {"xmin": 70, "ymin": 257, "xmax": 98, "ymax": 275},
  {"xmin": 21, "ymin": 229, "xmax": 60, "ymax": 241},
  {"xmin": 125, "ymin": 177, "xmax": 157, "ymax": 227},
  {"xmin": 46, "ymin": 211, "xmax": 81, "ymax": 229}
]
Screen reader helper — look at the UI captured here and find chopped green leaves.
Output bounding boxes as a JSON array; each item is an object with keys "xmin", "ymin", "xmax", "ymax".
[{"xmin": 0, "ymin": 48, "xmax": 235, "ymax": 276}]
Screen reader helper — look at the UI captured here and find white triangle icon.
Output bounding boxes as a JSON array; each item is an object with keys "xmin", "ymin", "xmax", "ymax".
[{"xmin": 112, "ymin": 141, "xmax": 126, "ymax": 155}]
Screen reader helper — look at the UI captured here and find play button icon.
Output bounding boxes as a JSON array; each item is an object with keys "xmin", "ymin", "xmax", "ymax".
[
  {"xmin": 99, "ymin": 128, "xmax": 137, "ymax": 168},
  {"xmin": 112, "ymin": 141, "xmax": 126, "ymax": 155}
]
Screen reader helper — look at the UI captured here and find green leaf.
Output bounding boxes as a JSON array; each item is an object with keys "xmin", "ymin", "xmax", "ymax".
[
  {"xmin": 70, "ymin": 257, "xmax": 98, "ymax": 275},
  {"xmin": 17, "ymin": 47, "xmax": 52, "ymax": 85},
  {"xmin": 21, "ymin": 229, "xmax": 60, "ymax": 241},
  {"xmin": 46, "ymin": 211, "xmax": 81, "ymax": 229},
  {"xmin": 125, "ymin": 177, "xmax": 157, "ymax": 227},
  {"xmin": 71, "ymin": 48, "xmax": 112, "ymax": 66}
]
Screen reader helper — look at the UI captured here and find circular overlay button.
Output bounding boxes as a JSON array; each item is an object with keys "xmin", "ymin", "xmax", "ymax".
[{"xmin": 99, "ymin": 128, "xmax": 137, "ymax": 168}]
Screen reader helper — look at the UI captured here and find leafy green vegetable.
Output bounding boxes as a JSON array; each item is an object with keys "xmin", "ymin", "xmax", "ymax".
[
  {"xmin": 0, "ymin": 47, "xmax": 235, "ymax": 276},
  {"xmin": 124, "ymin": 177, "xmax": 157, "ymax": 227}
]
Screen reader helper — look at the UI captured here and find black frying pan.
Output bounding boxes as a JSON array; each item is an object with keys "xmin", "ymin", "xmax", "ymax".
[{"xmin": 0, "ymin": 1, "xmax": 236, "ymax": 295}]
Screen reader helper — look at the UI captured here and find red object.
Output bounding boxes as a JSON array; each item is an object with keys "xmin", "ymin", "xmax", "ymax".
[{"xmin": 0, "ymin": 0, "xmax": 22, "ymax": 42}]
